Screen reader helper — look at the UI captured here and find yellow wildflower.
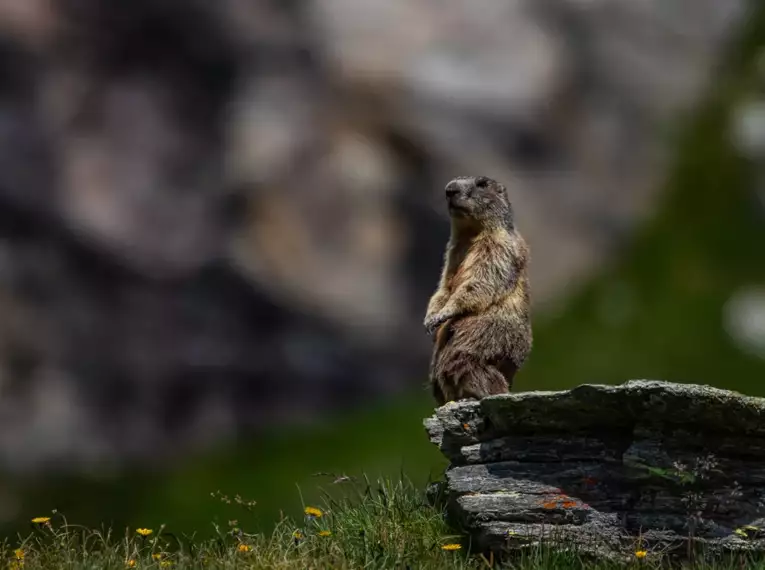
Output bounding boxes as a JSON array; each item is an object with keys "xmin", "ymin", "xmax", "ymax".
[
  {"xmin": 136, "ymin": 528, "xmax": 153, "ymax": 537},
  {"xmin": 14, "ymin": 549, "xmax": 24, "ymax": 560},
  {"xmin": 635, "ymin": 550, "xmax": 647, "ymax": 559},
  {"xmin": 318, "ymin": 530, "xmax": 332, "ymax": 537},
  {"xmin": 160, "ymin": 561, "xmax": 173, "ymax": 568},
  {"xmin": 152, "ymin": 553, "xmax": 163, "ymax": 561},
  {"xmin": 441, "ymin": 544, "xmax": 462, "ymax": 551},
  {"xmin": 126, "ymin": 560, "xmax": 137, "ymax": 568},
  {"xmin": 304, "ymin": 506, "xmax": 322, "ymax": 518},
  {"xmin": 237, "ymin": 544, "xmax": 252, "ymax": 553},
  {"xmin": 30, "ymin": 517, "xmax": 50, "ymax": 525},
  {"xmin": 293, "ymin": 530, "xmax": 304, "ymax": 541}
]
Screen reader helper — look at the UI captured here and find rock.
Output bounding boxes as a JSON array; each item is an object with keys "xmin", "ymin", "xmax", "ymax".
[{"xmin": 424, "ymin": 380, "xmax": 765, "ymax": 561}]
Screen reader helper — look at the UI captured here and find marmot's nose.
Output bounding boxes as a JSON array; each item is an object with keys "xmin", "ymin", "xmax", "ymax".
[{"xmin": 445, "ymin": 178, "xmax": 473, "ymax": 197}]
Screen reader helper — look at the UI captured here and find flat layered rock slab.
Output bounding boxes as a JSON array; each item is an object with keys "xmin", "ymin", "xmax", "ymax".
[{"xmin": 425, "ymin": 380, "xmax": 765, "ymax": 561}]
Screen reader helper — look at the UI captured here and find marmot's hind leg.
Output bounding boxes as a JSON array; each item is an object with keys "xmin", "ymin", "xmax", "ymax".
[
  {"xmin": 456, "ymin": 363, "xmax": 508, "ymax": 401},
  {"xmin": 437, "ymin": 353, "xmax": 509, "ymax": 401}
]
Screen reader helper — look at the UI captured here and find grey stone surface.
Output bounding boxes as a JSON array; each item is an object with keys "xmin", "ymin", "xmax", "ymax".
[{"xmin": 424, "ymin": 380, "xmax": 765, "ymax": 560}]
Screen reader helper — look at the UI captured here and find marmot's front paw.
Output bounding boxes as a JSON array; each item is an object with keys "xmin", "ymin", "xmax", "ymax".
[{"xmin": 424, "ymin": 313, "xmax": 447, "ymax": 336}]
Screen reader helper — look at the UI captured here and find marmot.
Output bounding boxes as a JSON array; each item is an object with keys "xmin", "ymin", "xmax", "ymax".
[{"xmin": 424, "ymin": 175, "xmax": 532, "ymax": 405}]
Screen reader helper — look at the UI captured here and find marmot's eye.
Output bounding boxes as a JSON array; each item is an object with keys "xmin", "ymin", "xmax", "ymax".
[{"xmin": 475, "ymin": 177, "xmax": 489, "ymax": 188}]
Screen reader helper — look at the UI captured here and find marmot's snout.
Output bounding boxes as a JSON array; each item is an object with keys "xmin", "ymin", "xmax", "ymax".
[
  {"xmin": 445, "ymin": 177, "xmax": 474, "ymax": 198},
  {"xmin": 445, "ymin": 177, "xmax": 476, "ymax": 212}
]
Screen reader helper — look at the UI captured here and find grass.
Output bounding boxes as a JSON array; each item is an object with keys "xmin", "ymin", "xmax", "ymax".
[
  {"xmin": 3, "ymin": 477, "xmax": 474, "ymax": 570},
  {"xmin": 8, "ymin": 476, "xmax": 765, "ymax": 569}
]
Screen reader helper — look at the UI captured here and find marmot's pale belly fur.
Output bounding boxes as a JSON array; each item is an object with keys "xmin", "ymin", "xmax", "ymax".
[{"xmin": 424, "ymin": 176, "xmax": 532, "ymax": 405}]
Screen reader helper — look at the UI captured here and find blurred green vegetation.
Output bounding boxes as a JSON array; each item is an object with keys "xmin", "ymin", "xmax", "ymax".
[{"xmin": 2, "ymin": 2, "xmax": 765, "ymax": 544}]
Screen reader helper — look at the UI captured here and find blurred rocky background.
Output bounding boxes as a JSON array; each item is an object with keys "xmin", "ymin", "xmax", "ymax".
[{"xmin": 0, "ymin": 0, "xmax": 763, "ymax": 537}]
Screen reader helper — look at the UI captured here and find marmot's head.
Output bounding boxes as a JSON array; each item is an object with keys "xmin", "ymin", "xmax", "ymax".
[{"xmin": 445, "ymin": 176, "xmax": 513, "ymax": 227}]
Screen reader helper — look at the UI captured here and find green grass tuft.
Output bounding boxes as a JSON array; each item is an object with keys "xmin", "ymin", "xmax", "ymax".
[{"xmin": 3, "ymin": 477, "xmax": 479, "ymax": 570}]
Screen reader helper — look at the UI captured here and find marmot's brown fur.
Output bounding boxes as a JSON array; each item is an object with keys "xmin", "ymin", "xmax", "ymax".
[{"xmin": 424, "ymin": 175, "xmax": 532, "ymax": 405}]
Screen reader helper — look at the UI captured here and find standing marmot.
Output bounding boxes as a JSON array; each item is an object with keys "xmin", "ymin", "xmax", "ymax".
[{"xmin": 424, "ymin": 175, "xmax": 532, "ymax": 405}]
